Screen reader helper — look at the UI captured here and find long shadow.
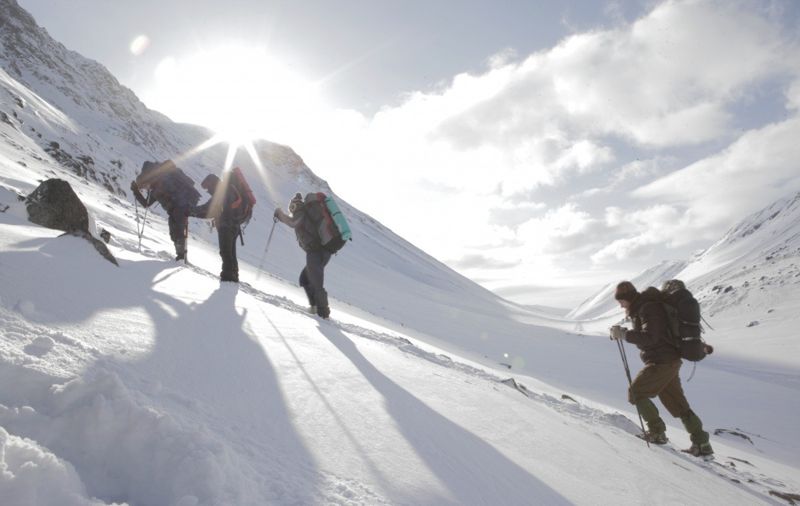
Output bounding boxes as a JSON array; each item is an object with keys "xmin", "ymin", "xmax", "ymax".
[
  {"xmin": 0, "ymin": 231, "xmax": 319, "ymax": 504},
  {"xmin": 99, "ymin": 283, "xmax": 319, "ymax": 505},
  {"xmin": 317, "ymin": 322, "xmax": 570, "ymax": 506}
]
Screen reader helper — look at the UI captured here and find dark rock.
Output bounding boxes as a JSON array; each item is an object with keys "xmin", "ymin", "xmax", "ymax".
[
  {"xmin": 99, "ymin": 228, "xmax": 111, "ymax": 243},
  {"xmin": 26, "ymin": 178, "xmax": 89, "ymax": 232}
]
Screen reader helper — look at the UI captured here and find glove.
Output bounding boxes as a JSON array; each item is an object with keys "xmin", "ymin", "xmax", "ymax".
[
  {"xmin": 610, "ymin": 325, "xmax": 628, "ymax": 341},
  {"xmin": 130, "ymin": 180, "xmax": 139, "ymax": 192}
]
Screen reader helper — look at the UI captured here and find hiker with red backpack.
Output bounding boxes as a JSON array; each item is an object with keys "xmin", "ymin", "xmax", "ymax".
[
  {"xmin": 610, "ymin": 280, "xmax": 713, "ymax": 456},
  {"xmin": 130, "ymin": 159, "xmax": 200, "ymax": 262},
  {"xmin": 191, "ymin": 168, "xmax": 256, "ymax": 283},
  {"xmin": 274, "ymin": 192, "xmax": 350, "ymax": 319}
]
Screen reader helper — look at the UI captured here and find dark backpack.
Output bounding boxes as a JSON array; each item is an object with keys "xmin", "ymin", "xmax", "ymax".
[
  {"xmin": 138, "ymin": 160, "xmax": 200, "ymax": 209},
  {"xmin": 661, "ymin": 285, "xmax": 709, "ymax": 362},
  {"xmin": 224, "ymin": 167, "xmax": 256, "ymax": 225},
  {"xmin": 303, "ymin": 192, "xmax": 351, "ymax": 254}
]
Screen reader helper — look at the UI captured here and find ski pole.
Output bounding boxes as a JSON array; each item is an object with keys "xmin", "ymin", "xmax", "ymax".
[
  {"xmin": 136, "ymin": 190, "xmax": 151, "ymax": 251},
  {"xmin": 134, "ymin": 193, "xmax": 142, "ymax": 250},
  {"xmin": 612, "ymin": 332, "xmax": 650, "ymax": 448},
  {"xmin": 255, "ymin": 218, "xmax": 278, "ymax": 282}
]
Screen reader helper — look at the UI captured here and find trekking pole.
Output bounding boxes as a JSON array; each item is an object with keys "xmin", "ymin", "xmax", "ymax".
[
  {"xmin": 134, "ymin": 194, "xmax": 142, "ymax": 250},
  {"xmin": 255, "ymin": 218, "xmax": 278, "ymax": 282},
  {"xmin": 136, "ymin": 190, "xmax": 151, "ymax": 251},
  {"xmin": 612, "ymin": 332, "xmax": 650, "ymax": 448}
]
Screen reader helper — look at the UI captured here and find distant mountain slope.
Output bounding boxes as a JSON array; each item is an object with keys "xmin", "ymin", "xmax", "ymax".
[{"xmin": 570, "ymin": 190, "xmax": 800, "ymax": 343}]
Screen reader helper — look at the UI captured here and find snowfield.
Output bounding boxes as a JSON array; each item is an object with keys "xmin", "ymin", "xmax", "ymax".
[
  {"xmin": 2, "ymin": 0, "xmax": 800, "ymax": 503},
  {"xmin": 2, "ymin": 160, "xmax": 800, "ymax": 505}
]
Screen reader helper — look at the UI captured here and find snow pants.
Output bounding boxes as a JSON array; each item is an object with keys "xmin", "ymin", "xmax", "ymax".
[
  {"xmin": 300, "ymin": 249, "xmax": 331, "ymax": 315},
  {"xmin": 628, "ymin": 360, "xmax": 709, "ymax": 444},
  {"xmin": 168, "ymin": 206, "xmax": 189, "ymax": 259},
  {"xmin": 217, "ymin": 224, "xmax": 239, "ymax": 282}
]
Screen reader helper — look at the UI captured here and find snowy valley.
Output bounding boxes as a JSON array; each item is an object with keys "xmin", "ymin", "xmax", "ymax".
[{"xmin": 2, "ymin": 0, "xmax": 800, "ymax": 504}]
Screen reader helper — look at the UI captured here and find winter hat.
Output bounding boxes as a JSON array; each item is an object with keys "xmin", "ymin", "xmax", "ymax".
[
  {"xmin": 661, "ymin": 279, "xmax": 686, "ymax": 294},
  {"xmin": 289, "ymin": 192, "xmax": 304, "ymax": 213},
  {"xmin": 201, "ymin": 174, "xmax": 219, "ymax": 192},
  {"xmin": 614, "ymin": 281, "xmax": 638, "ymax": 302}
]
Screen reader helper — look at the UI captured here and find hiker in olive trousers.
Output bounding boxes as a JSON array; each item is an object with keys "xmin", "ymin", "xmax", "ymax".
[{"xmin": 610, "ymin": 281, "xmax": 713, "ymax": 456}]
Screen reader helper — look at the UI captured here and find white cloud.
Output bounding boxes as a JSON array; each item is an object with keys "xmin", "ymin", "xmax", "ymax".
[
  {"xmin": 285, "ymin": 0, "xmax": 800, "ymax": 299},
  {"xmin": 633, "ymin": 115, "xmax": 800, "ymax": 237}
]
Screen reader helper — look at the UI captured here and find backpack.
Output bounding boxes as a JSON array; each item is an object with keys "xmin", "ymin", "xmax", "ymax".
[
  {"xmin": 225, "ymin": 167, "xmax": 256, "ymax": 225},
  {"xmin": 137, "ymin": 160, "xmax": 201, "ymax": 208},
  {"xmin": 661, "ymin": 284, "xmax": 709, "ymax": 362},
  {"xmin": 303, "ymin": 192, "xmax": 351, "ymax": 254}
]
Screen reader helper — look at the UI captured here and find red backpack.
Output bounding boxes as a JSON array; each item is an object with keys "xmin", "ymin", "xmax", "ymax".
[{"xmin": 226, "ymin": 167, "xmax": 256, "ymax": 225}]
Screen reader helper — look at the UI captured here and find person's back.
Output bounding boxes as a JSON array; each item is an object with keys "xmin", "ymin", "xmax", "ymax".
[{"xmin": 627, "ymin": 286, "xmax": 681, "ymax": 364}]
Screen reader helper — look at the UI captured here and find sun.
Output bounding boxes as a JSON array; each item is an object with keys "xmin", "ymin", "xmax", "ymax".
[{"xmin": 143, "ymin": 43, "xmax": 324, "ymax": 147}]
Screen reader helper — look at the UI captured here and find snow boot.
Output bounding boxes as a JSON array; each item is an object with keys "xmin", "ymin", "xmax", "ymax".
[
  {"xmin": 317, "ymin": 305, "xmax": 330, "ymax": 319},
  {"xmin": 684, "ymin": 442, "xmax": 714, "ymax": 457},
  {"xmin": 638, "ymin": 431, "xmax": 668, "ymax": 445},
  {"xmin": 308, "ymin": 305, "xmax": 317, "ymax": 315}
]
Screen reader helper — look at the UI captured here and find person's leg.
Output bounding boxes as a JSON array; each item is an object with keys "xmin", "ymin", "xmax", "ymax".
[
  {"xmin": 299, "ymin": 268, "xmax": 314, "ymax": 307},
  {"xmin": 169, "ymin": 209, "xmax": 189, "ymax": 260},
  {"xmin": 628, "ymin": 361, "xmax": 681, "ymax": 438},
  {"xmin": 656, "ymin": 365, "xmax": 710, "ymax": 448},
  {"xmin": 305, "ymin": 250, "xmax": 331, "ymax": 317},
  {"xmin": 218, "ymin": 226, "xmax": 237, "ymax": 281}
]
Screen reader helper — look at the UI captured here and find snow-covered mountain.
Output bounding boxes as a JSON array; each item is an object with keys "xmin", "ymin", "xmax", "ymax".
[
  {"xmin": 0, "ymin": 0, "xmax": 562, "ymax": 372},
  {"xmin": 2, "ymin": 1, "xmax": 800, "ymax": 504},
  {"xmin": 571, "ymin": 190, "xmax": 800, "ymax": 328}
]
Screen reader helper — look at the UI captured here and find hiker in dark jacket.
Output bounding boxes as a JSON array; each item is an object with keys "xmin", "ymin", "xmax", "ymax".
[
  {"xmin": 274, "ymin": 192, "xmax": 331, "ymax": 318},
  {"xmin": 191, "ymin": 174, "xmax": 241, "ymax": 282},
  {"xmin": 610, "ymin": 281, "xmax": 713, "ymax": 456},
  {"xmin": 130, "ymin": 160, "xmax": 196, "ymax": 261}
]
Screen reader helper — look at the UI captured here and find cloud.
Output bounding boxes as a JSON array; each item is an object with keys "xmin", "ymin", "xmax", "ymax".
[
  {"xmin": 448, "ymin": 254, "xmax": 521, "ymax": 270},
  {"xmin": 633, "ymin": 115, "xmax": 800, "ymax": 237},
  {"xmin": 516, "ymin": 203, "xmax": 607, "ymax": 255},
  {"xmin": 284, "ymin": 0, "xmax": 800, "ymax": 300}
]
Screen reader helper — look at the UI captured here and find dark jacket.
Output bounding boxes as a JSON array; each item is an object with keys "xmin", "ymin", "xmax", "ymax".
[
  {"xmin": 132, "ymin": 180, "xmax": 187, "ymax": 213},
  {"xmin": 192, "ymin": 184, "xmax": 241, "ymax": 227},
  {"xmin": 275, "ymin": 206, "xmax": 321, "ymax": 252},
  {"xmin": 624, "ymin": 287, "xmax": 681, "ymax": 364}
]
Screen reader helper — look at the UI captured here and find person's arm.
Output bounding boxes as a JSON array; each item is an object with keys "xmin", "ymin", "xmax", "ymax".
[
  {"xmin": 274, "ymin": 208, "xmax": 301, "ymax": 227},
  {"xmin": 191, "ymin": 199, "xmax": 212, "ymax": 219},
  {"xmin": 130, "ymin": 181, "xmax": 151, "ymax": 207}
]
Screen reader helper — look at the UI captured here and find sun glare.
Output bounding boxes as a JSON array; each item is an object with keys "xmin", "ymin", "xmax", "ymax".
[{"xmin": 145, "ymin": 44, "xmax": 324, "ymax": 147}]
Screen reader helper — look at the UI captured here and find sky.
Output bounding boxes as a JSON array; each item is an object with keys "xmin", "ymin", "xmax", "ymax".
[{"xmin": 17, "ymin": 0, "xmax": 800, "ymax": 308}]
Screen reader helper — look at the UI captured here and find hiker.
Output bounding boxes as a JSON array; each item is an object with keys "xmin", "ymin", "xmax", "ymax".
[
  {"xmin": 191, "ymin": 174, "xmax": 242, "ymax": 282},
  {"xmin": 130, "ymin": 160, "xmax": 200, "ymax": 261},
  {"xmin": 274, "ymin": 193, "xmax": 332, "ymax": 318},
  {"xmin": 610, "ymin": 281, "xmax": 713, "ymax": 456}
]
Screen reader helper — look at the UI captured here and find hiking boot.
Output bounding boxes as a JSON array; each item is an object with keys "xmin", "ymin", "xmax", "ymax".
[
  {"xmin": 308, "ymin": 305, "xmax": 317, "ymax": 315},
  {"xmin": 685, "ymin": 442, "xmax": 713, "ymax": 457},
  {"xmin": 641, "ymin": 431, "xmax": 668, "ymax": 444},
  {"xmin": 317, "ymin": 306, "xmax": 330, "ymax": 319}
]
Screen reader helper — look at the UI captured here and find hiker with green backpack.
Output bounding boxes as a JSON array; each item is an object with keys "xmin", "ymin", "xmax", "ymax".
[
  {"xmin": 274, "ymin": 191, "xmax": 351, "ymax": 319},
  {"xmin": 610, "ymin": 280, "xmax": 713, "ymax": 456}
]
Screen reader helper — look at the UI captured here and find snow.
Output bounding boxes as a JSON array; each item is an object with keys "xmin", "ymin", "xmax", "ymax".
[{"xmin": 2, "ymin": 1, "xmax": 800, "ymax": 504}]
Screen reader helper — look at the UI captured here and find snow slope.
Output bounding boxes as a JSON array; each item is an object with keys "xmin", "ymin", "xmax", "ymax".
[
  {"xmin": 2, "ymin": 0, "xmax": 800, "ymax": 504},
  {"xmin": 3, "ymin": 188, "xmax": 800, "ymax": 505}
]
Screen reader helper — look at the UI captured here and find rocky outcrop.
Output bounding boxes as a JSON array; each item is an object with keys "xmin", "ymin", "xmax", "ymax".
[
  {"xmin": 26, "ymin": 178, "xmax": 88, "ymax": 232},
  {"xmin": 25, "ymin": 178, "xmax": 118, "ymax": 265}
]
